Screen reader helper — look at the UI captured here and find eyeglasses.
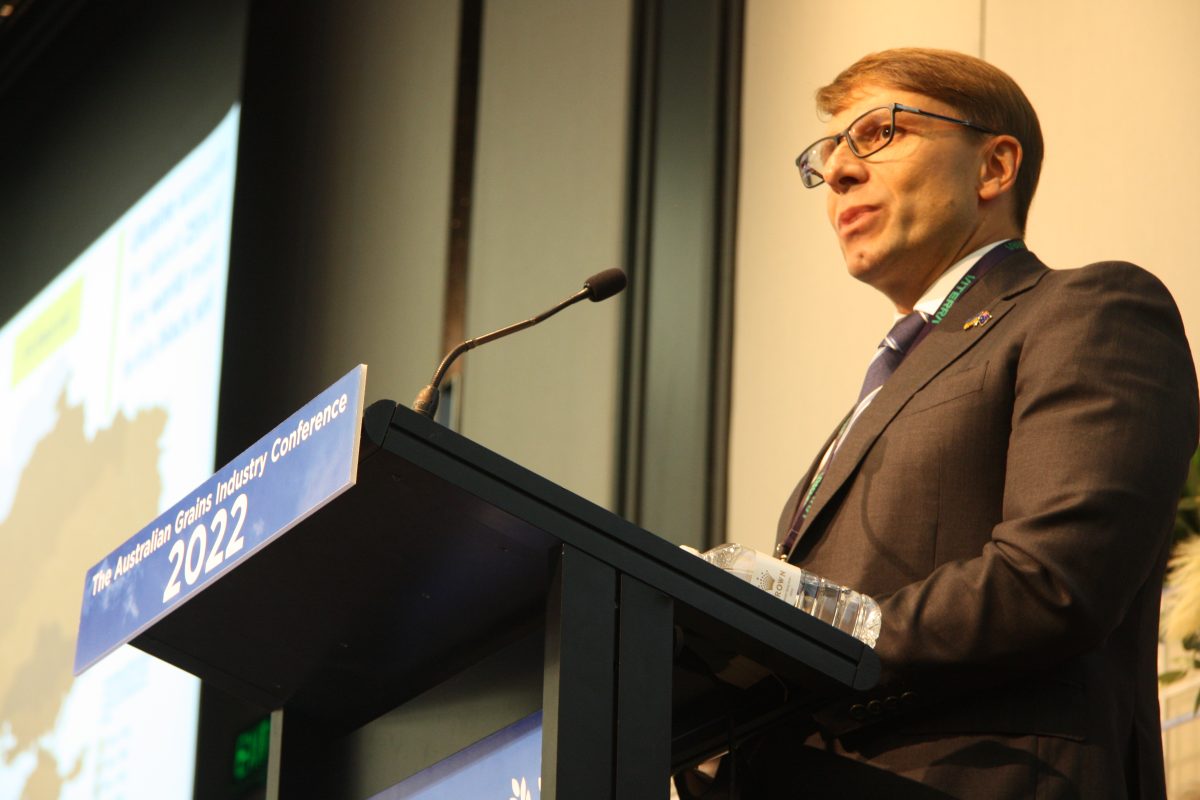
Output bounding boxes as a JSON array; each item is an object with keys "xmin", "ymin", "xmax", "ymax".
[{"xmin": 796, "ymin": 102, "xmax": 998, "ymax": 188}]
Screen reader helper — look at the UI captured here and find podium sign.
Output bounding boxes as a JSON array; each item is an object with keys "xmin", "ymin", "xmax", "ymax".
[{"xmin": 73, "ymin": 365, "xmax": 367, "ymax": 674}]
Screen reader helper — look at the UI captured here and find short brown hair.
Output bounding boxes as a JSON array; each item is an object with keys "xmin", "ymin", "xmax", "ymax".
[{"xmin": 817, "ymin": 48, "xmax": 1043, "ymax": 232}]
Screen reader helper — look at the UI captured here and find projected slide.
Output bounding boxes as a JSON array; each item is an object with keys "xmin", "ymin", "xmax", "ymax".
[{"xmin": 0, "ymin": 106, "xmax": 239, "ymax": 799}]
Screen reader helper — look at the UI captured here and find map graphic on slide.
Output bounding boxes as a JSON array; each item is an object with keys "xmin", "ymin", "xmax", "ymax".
[{"xmin": 0, "ymin": 106, "xmax": 239, "ymax": 799}]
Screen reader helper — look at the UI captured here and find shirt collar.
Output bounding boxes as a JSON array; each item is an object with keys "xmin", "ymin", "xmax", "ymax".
[{"xmin": 901, "ymin": 239, "xmax": 1014, "ymax": 322}]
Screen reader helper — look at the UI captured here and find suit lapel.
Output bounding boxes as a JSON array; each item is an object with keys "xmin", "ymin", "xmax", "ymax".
[{"xmin": 791, "ymin": 251, "xmax": 1050, "ymax": 544}]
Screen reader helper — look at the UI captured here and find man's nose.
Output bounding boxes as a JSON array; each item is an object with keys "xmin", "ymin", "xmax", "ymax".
[{"xmin": 822, "ymin": 139, "xmax": 866, "ymax": 192}]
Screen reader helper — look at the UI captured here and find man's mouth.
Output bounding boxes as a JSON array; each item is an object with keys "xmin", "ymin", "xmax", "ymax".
[{"xmin": 837, "ymin": 205, "xmax": 878, "ymax": 234}]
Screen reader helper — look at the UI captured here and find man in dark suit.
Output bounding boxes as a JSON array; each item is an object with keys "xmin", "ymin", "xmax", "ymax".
[{"xmin": 681, "ymin": 48, "xmax": 1198, "ymax": 798}]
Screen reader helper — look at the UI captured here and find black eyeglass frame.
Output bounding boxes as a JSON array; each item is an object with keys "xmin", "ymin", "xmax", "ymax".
[{"xmin": 796, "ymin": 102, "xmax": 998, "ymax": 188}]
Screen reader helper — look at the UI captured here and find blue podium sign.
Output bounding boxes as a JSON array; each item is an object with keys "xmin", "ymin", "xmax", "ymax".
[{"xmin": 73, "ymin": 365, "xmax": 368, "ymax": 675}]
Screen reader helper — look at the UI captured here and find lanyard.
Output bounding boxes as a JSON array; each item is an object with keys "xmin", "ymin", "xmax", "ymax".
[{"xmin": 775, "ymin": 240, "xmax": 1026, "ymax": 561}]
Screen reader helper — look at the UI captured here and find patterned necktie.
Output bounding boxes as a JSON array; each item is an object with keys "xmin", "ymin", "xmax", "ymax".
[{"xmin": 856, "ymin": 311, "xmax": 929, "ymax": 404}]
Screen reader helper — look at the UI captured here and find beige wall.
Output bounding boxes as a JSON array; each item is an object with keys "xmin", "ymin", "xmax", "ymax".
[
  {"xmin": 301, "ymin": 0, "xmax": 632, "ymax": 512},
  {"xmin": 730, "ymin": 0, "xmax": 1200, "ymax": 554},
  {"xmin": 988, "ymin": 0, "xmax": 1200, "ymax": 334},
  {"xmin": 460, "ymin": 0, "xmax": 633, "ymax": 508},
  {"xmin": 307, "ymin": 1, "xmax": 459, "ymax": 410}
]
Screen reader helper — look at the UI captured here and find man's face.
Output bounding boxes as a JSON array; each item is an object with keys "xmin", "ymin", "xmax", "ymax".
[{"xmin": 820, "ymin": 84, "xmax": 992, "ymax": 309}]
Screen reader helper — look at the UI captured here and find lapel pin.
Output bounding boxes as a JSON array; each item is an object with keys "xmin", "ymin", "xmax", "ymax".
[{"xmin": 963, "ymin": 311, "xmax": 992, "ymax": 330}]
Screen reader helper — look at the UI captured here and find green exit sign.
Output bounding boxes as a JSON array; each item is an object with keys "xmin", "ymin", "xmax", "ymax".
[{"xmin": 232, "ymin": 716, "xmax": 270, "ymax": 791}]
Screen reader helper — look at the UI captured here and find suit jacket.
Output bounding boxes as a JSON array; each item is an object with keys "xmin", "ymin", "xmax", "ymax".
[{"xmin": 754, "ymin": 251, "xmax": 1198, "ymax": 799}]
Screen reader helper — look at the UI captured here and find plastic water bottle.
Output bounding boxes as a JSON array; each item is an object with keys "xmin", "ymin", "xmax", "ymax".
[{"xmin": 689, "ymin": 543, "xmax": 882, "ymax": 647}]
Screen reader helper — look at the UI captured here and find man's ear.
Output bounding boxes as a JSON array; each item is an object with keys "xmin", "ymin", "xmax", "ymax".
[{"xmin": 978, "ymin": 135, "xmax": 1022, "ymax": 202}]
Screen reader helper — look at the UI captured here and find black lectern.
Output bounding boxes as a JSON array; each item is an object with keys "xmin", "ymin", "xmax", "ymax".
[{"xmin": 132, "ymin": 400, "xmax": 878, "ymax": 799}]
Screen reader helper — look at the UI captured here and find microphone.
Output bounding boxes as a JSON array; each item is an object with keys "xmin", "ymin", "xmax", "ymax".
[{"xmin": 412, "ymin": 268, "xmax": 627, "ymax": 418}]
